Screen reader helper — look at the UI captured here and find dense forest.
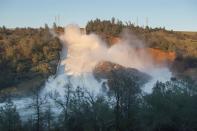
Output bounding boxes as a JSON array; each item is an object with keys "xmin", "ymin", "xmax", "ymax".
[
  {"xmin": 0, "ymin": 25, "xmax": 61, "ymax": 94},
  {"xmin": 86, "ymin": 18, "xmax": 197, "ymax": 58},
  {"xmin": 0, "ymin": 78, "xmax": 197, "ymax": 131}
]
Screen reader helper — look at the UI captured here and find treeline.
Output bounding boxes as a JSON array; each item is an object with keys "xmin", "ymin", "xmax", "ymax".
[
  {"xmin": 0, "ymin": 25, "xmax": 62, "ymax": 89},
  {"xmin": 86, "ymin": 18, "xmax": 197, "ymax": 56},
  {"xmin": 86, "ymin": 18, "xmax": 168, "ymax": 36},
  {"xmin": 86, "ymin": 18, "xmax": 175, "ymax": 51},
  {"xmin": 86, "ymin": 18, "xmax": 124, "ymax": 36},
  {"xmin": 86, "ymin": 18, "xmax": 197, "ymax": 81},
  {"xmin": 0, "ymin": 78, "xmax": 197, "ymax": 131}
]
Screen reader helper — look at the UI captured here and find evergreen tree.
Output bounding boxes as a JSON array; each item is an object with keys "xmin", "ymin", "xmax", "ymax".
[{"xmin": 0, "ymin": 99, "xmax": 22, "ymax": 131}]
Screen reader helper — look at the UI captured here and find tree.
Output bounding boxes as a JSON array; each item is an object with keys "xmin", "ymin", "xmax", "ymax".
[
  {"xmin": 108, "ymin": 71, "xmax": 141, "ymax": 131},
  {"xmin": 53, "ymin": 22, "xmax": 57, "ymax": 30},
  {"xmin": 43, "ymin": 105, "xmax": 54, "ymax": 131},
  {"xmin": 0, "ymin": 27, "xmax": 61, "ymax": 89},
  {"xmin": 140, "ymin": 79, "xmax": 197, "ymax": 131},
  {"xmin": 0, "ymin": 99, "xmax": 22, "ymax": 131},
  {"xmin": 51, "ymin": 81, "xmax": 73, "ymax": 131},
  {"xmin": 44, "ymin": 24, "xmax": 49, "ymax": 31},
  {"xmin": 2, "ymin": 25, "xmax": 6, "ymax": 32},
  {"xmin": 29, "ymin": 87, "xmax": 47, "ymax": 131},
  {"xmin": 111, "ymin": 17, "xmax": 115, "ymax": 24}
]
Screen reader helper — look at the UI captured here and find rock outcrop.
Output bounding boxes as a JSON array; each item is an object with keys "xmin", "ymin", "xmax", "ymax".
[
  {"xmin": 147, "ymin": 48, "xmax": 176, "ymax": 65},
  {"xmin": 93, "ymin": 61, "xmax": 151, "ymax": 89},
  {"xmin": 107, "ymin": 36, "xmax": 176, "ymax": 66}
]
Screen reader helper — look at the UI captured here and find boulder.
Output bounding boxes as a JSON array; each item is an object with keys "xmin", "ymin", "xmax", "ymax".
[{"xmin": 93, "ymin": 61, "xmax": 151, "ymax": 89}]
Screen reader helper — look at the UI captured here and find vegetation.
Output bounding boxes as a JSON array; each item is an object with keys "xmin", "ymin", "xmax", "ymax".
[
  {"xmin": 140, "ymin": 79, "xmax": 197, "ymax": 131},
  {"xmin": 86, "ymin": 18, "xmax": 197, "ymax": 81},
  {"xmin": 0, "ymin": 25, "xmax": 61, "ymax": 91},
  {"xmin": 0, "ymin": 20, "xmax": 197, "ymax": 131},
  {"xmin": 0, "ymin": 99, "xmax": 22, "ymax": 131},
  {"xmin": 0, "ymin": 78, "xmax": 197, "ymax": 131},
  {"xmin": 86, "ymin": 18, "xmax": 197, "ymax": 58}
]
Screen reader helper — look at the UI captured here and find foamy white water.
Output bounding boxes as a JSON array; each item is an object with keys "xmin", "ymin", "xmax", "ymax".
[
  {"xmin": 142, "ymin": 67, "xmax": 172, "ymax": 93},
  {"xmin": 0, "ymin": 24, "xmax": 173, "ymax": 119}
]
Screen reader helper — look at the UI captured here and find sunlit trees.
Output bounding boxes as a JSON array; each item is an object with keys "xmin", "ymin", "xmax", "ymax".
[
  {"xmin": 86, "ymin": 18, "xmax": 123, "ymax": 36},
  {"xmin": 0, "ymin": 26, "xmax": 61, "ymax": 89}
]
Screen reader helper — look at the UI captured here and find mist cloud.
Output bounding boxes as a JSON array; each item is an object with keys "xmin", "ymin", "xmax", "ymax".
[{"xmin": 60, "ymin": 24, "xmax": 154, "ymax": 75}]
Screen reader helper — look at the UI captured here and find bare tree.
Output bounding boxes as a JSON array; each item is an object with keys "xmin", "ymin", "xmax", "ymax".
[
  {"xmin": 43, "ymin": 104, "xmax": 54, "ymax": 131},
  {"xmin": 50, "ymin": 80, "xmax": 73, "ymax": 131},
  {"xmin": 0, "ymin": 98, "xmax": 22, "ymax": 131},
  {"xmin": 29, "ymin": 87, "xmax": 47, "ymax": 131}
]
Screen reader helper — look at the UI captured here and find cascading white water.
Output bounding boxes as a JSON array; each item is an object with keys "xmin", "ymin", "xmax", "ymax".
[
  {"xmin": 44, "ymin": 24, "xmax": 172, "ymax": 94},
  {"xmin": 0, "ymin": 24, "xmax": 173, "ymax": 119}
]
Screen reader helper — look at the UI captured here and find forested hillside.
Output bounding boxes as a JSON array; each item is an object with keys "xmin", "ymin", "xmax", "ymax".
[
  {"xmin": 86, "ymin": 18, "xmax": 197, "ymax": 58},
  {"xmin": 0, "ymin": 20, "xmax": 197, "ymax": 131},
  {"xmin": 86, "ymin": 18, "xmax": 197, "ymax": 81},
  {"xmin": 0, "ymin": 19, "xmax": 197, "ymax": 94},
  {"xmin": 0, "ymin": 25, "xmax": 61, "ymax": 94}
]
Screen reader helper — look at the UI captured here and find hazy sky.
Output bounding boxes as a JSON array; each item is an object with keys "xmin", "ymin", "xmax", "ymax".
[{"xmin": 0, "ymin": 0, "xmax": 196, "ymax": 31}]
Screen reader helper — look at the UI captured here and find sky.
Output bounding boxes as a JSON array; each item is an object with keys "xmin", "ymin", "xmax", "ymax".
[{"xmin": 0, "ymin": 0, "xmax": 196, "ymax": 31}]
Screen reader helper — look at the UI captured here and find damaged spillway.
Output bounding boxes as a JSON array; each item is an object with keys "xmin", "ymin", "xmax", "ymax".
[
  {"xmin": 0, "ymin": 24, "xmax": 173, "ymax": 119},
  {"xmin": 44, "ymin": 24, "xmax": 172, "ymax": 97}
]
